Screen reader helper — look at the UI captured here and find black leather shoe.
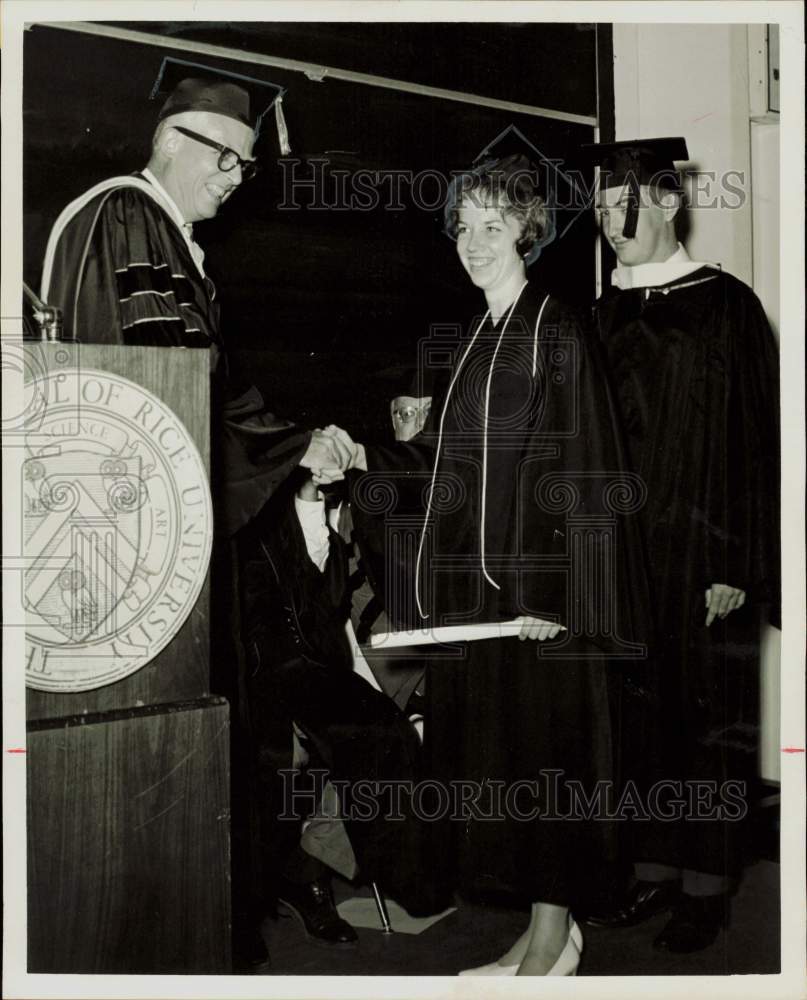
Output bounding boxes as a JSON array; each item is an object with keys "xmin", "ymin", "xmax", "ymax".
[
  {"xmin": 276, "ymin": 876, "xmax": 358, "ymax": 948},
  {"xmin": 585, "ymin": 878, "xmax": 682, "ymax": 927},
  {"xmin": 653, "ymin": 894, "xmax": 728, "ymax": 953}
]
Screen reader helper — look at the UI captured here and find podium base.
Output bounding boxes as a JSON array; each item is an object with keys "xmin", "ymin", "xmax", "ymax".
[{"xmin": 27, "ymin": 697, "xmax": 231, "ymax": 974}]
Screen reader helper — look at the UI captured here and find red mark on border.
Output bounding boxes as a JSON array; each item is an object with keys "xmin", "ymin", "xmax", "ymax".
[
  {"xmin": 781, "ymin": 747, "xmax": 805, "ymax": 753},
  {"xmin": 6, "ymin": 748, "xmax": 27, "ymax": 754}
]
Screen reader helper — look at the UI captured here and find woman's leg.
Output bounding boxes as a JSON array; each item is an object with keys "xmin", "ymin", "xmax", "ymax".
[
  {"xmin": 491, "ymin": 901, "xmax": 571, "ymax": 971},
  {"xmin": 516, "ymin": 902, "xmax": 575, "ymax": 975},
  {"xmin": 461, "ymin": 901, "xmax": 578, "ymax": 975}
]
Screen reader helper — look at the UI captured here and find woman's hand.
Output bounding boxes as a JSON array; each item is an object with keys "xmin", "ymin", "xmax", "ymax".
[
  {"xmin": 517, "ymin": 616, "xmax": 564, "ymax": 642},
  {"xmin": 321, "ymin": 425, "xmax": 367, "ymax": 472},
  {"xmin": 300, "ymin": 429, "xmax": 350, "ymax": 477}
]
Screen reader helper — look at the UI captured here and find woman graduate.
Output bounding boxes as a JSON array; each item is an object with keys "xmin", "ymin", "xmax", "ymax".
[{"xmin": 339, "ymin": 145, "xmax": 649, "ymax": 976}]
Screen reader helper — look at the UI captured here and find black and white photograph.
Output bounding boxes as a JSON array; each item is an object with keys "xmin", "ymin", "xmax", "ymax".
[{"xmin": 2, "ymin": 2, "xmax": 804, "ymax": 998}]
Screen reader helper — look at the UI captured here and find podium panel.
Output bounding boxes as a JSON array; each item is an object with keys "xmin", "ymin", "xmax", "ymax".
[
  {"xmin": 27, "ymin": 699, "xmax": 230, "ymax": 974},
  {"xmin": 22, "ymin": 342, "xmax": 231, "ymax": 972},
  {"xmin": 24, "ymin": 343, "xmax": 211, "ymax": 720}
]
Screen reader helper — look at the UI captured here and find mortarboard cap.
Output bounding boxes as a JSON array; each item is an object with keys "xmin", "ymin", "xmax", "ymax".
[
  {"xmin": 150, "ymin": 56, "xmax": 290, "ymax": 154},
  {"xmin": 579, "ymin": 136, "xmax": 689, "ymax": 239},
  {"xmin": 472, "ymin": 124, "xmax": 547, "ymax": 168},
  {"xmin": 579, "ymin": 136, "xmax": 689, "ymax": 191},
  {"xmin": 445, "ymin": 125, "xmax": 565, "ymax": 265}
]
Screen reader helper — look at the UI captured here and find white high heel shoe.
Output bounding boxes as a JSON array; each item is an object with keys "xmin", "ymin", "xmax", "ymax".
[
  {"xmin": 570, "ymin": 917, "xmax": 584, "ymax": 952},
  {"xmin": 458, "ymin": 959, "xmax": 519, "ymax": 976},
  {"xmin": 458, "ymin": 916, "xmax": 583, "ymax": 976},
  {"xmin": 546, "ymin": 920, "xmax": 582, "ymax": 976}
]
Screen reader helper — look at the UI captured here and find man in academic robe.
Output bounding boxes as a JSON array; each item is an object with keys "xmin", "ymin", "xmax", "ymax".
[
  {"xmin": 40, "ymin": 57, "xmax": 345, "ymax": 535},
  {"xmin": 584, "ymin": 137, "xmax": 780, "ymax": 953},
  {"xmin": 37, "ymin": 60, "xmax": 351, "ymax": 970}
]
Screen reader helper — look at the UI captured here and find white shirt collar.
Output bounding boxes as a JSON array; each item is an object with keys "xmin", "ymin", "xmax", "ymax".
[
  {"xmin": 142, "ymin": 168, "xmax": 188, "ymax": 232},
  {"xmin": 142, "ymin": 167, "xmax": 206, "ymax": 277},
  {"xmin": 611, "ymin": 242, "xmax": 712, "ymax": 290}
]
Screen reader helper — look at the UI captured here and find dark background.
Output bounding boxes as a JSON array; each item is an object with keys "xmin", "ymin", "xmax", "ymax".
[{"xmin": 23, "ymin": 21, "xmax": 608, "ymax": 439}]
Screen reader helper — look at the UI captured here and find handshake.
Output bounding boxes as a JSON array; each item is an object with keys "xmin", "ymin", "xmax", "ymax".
[{"xmin": 299, "ymin": 425, "xmax": 367, "ymax": 483}]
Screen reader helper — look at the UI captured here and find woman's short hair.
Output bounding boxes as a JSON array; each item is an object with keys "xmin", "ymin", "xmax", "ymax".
[{"xmin": 444, "ymin": 153, "xmax": 554, "ymax": 262}]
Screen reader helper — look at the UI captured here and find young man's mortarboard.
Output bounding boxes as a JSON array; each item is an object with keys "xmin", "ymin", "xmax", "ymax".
[
  {"xmin": 149, "ymin": 57, "xmax": 291, "ymax": 154},
  {"xmin": 579, "ymin": 137, "xmax": 690, "ymax": 239}
]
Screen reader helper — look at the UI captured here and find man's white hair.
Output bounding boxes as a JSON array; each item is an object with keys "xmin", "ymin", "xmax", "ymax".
[{"xmin": 151, "ymin": 110, "xmax": 232, "ymax": 152}]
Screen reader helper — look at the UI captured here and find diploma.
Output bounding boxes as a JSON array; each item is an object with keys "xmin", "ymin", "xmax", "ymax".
[{"xmin": 369, "ymin": 618, "xmax": 565, "ymax": 649}]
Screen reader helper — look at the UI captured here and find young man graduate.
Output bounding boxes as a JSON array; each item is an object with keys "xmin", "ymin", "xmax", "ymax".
[{"xmin": 583, "ymin": 137, "xmax": 780, "ymax": 953}]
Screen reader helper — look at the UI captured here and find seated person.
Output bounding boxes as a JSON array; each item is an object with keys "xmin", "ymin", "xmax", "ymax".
[
  {"xmin": 343, "ymin": 378, "xmax": 434, "ymax": 726},
  {"xmin": 237, "ymin": 453, "xmax": 449, "ymax": 955}
]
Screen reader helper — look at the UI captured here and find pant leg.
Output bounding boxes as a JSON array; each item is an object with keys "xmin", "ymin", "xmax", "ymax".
[
  {"xmin": 243, "ymin": 643, "xmax": 328, "ymax": 901},
  {"xmin": 266, "ymin": 649, "xmax": 453, "ymax": 916}
]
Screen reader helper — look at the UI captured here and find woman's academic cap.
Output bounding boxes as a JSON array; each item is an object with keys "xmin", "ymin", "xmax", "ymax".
[
  {"xmin": 445, "ymin": 125, "xmax": 563, "ymax": 264},
  {"xmin": 150, "ymin": 57, "xmax": 291, "ymax": 153},
  {"xmin": 472, "ymin": 125, "xmax": 544, "ymax": 168}
]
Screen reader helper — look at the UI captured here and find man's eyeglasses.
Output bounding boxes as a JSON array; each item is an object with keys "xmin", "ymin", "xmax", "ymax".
[{"xmin": 172, "ymin": 126, "xmax": 259, "ymax": 181}]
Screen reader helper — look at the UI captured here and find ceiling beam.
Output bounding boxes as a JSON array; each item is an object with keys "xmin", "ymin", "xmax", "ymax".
[{"xmin": 36, "ymin": 20, "xmax": 598, "ymax": 127}]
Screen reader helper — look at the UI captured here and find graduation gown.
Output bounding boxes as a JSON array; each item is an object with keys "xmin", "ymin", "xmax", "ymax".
[
  {"xmin": 41, "ymin": 175, "xmax": 311, "ymax": 537},
  {"xmin": 596, "ymin": 266, "xmax": 780, "ymax": 876},
  {"xmin": 363, "ymin": 281, "xmax": 650, "ymax": 907},
  {"xmin": 41, "ymin": 176, "xmax": 315, "ymax": 941},
  {"xmin": 364, "ymin": 280, "xmax": 650, "ymax": 642}
]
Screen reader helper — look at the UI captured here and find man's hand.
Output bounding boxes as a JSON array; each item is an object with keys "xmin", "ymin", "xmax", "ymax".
[
  {"xmin": 705, "ymin": 584, "xmax": 746, "ymax": 626},
  {"xmin": 321, "ymin": 425, "xmax": 367, "ymax": 473},
  {"xmin": 517, "ymin": 615, "xmax": 564, "ymax": 642},
  {"xmin": 296, "ymin": 475, "xmax": 319, "ymax": 502},
  {"xmin": 299, "ymin": 429, "xmax": 353, "ymax": 480}
]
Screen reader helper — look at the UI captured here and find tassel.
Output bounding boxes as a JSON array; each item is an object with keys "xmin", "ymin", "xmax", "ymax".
[
  {"xmin": 622, "ymin": 150, "xmax": 641, "ymax": 239},
  {"xmin": 274, "ymin": 95, "xmax": 291, "ymax": 156}
]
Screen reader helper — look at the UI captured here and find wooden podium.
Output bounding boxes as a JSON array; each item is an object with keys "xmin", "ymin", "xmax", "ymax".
[{"xmin": 24, "ymin": 343, "xmax": 231, "ymax": 974}]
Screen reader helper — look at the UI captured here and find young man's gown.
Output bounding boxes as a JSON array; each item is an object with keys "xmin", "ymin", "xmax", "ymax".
[{"xmin": 595, "ymin": 266, "xmax": 780, "ymax": 879}]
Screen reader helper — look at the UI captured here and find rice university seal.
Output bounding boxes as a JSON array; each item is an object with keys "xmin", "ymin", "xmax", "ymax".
[{"xmin": 23, "ymin": 367, "xmax": 212, "ymax": 691}]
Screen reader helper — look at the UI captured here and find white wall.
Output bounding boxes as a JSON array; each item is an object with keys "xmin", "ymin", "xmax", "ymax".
[
  {"xmin": 612, "ymin": 23, "xmax": 782, "ymax": 783},
  {"xmin": 612, "ymin": 23, "xmax": 753, "ymax": 284},
  {"xmin": 751, "ymin": 119, "xmax": 781, "ymax": 338}
]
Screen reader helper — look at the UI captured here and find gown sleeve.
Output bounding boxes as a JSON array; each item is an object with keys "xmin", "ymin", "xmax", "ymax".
[
  {"xmin": 703, "ymin": 279, "xmax": 780, "ymax": 613},
  {"xmin": 518, "ymin": 303, "xmax": 653, "ymax": 652},
  {"xmin": 215, "ymin": 381, "xmax": 312, "ymax": 538}
]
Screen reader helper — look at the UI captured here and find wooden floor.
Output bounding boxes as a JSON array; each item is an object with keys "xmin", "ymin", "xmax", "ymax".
[{"xmin": 255, "ymin": 858, "xmax": 780, "ymax": 977}]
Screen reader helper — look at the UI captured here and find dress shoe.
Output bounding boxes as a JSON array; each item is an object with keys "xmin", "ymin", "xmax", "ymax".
[
  {"xmin": 459, "ymin": 915, "xmax": 582, "ymax": 976},
  {"xmin": 569, "ymin": 917, "xmax": 584, "ymax": 952},
  {"xmin": 653, "ymin": 893, "xmax": 728, "ymax": 953},
  {"xmin": 276, "ymin": 876, "xmax": 358, "ymax": 948},
  {"xmin": 545, "ymin": 922, "xmax": 582, "ymax": 976},
  {"xmin": 585, "ymin": 878, "xmax": 682, "ymax": 927},
  {"xmin": 458, "ymin": 959, "xmax": 519, "ymax": 976}
]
